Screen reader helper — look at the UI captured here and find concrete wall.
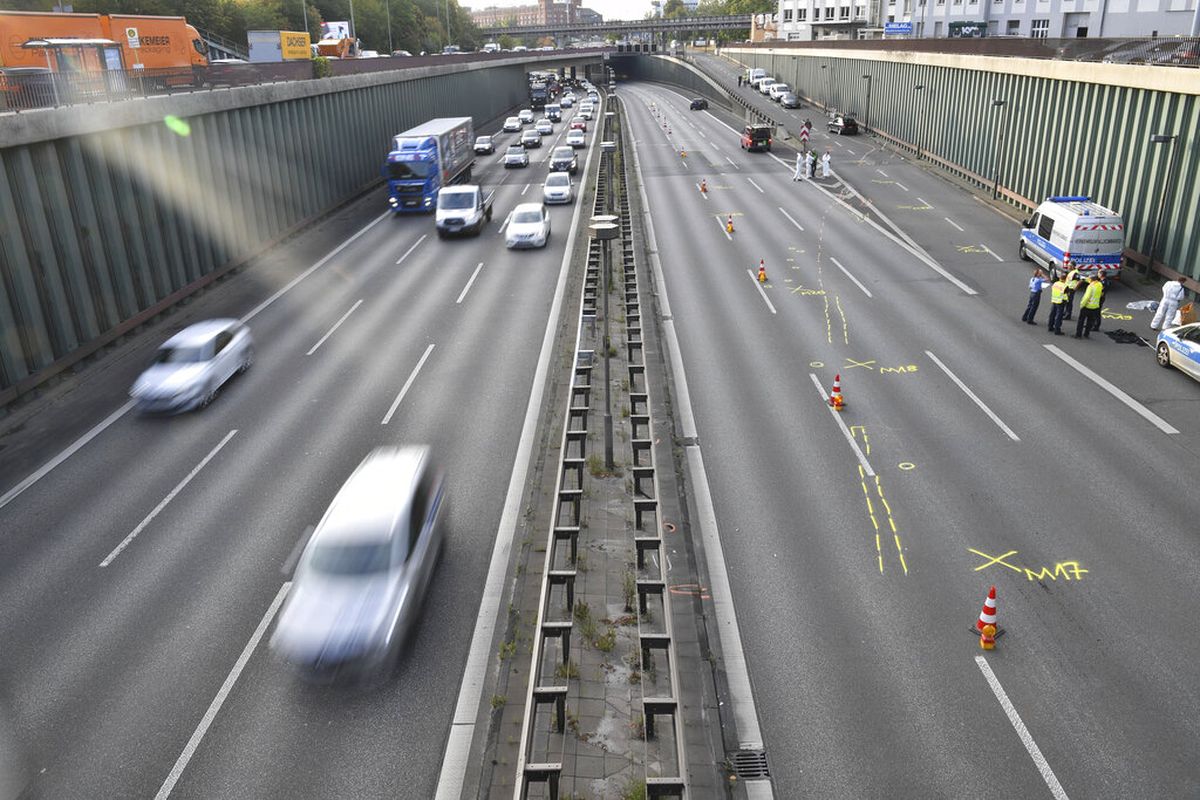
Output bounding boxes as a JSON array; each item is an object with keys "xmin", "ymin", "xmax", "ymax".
[{"xmin": 0, "ymin": 61, "xmax": 537, "ymax": 406}]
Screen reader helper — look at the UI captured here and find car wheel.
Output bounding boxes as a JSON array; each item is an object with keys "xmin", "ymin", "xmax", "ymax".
[
  {"xmin": 200, "ymin": 383, "xmax": 217, "ymax": 408},
  {"xmin": 239, "ymin": 348, "xmax": 254, "ymax": 373},
  {"xmin": 1018, "ymin": 242, "xmax": 1029, "ymax": 261},
  {"xmin": 1156, "ymin": 342, "xmax": 1173, "ymax": 368}
]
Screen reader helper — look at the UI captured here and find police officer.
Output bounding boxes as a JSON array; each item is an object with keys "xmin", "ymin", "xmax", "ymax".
[
  {"xmin": 1061, "ymin": 263, "xmax": 1081, "ymax": 321},
  {"xmin": 1075, "ymin": 276, "xmax": 1103, "ymax": 338},
  {"xmin": 1093, "ymin": 272, "xmax": 1107, "ymax": 331},
  {"xmin": 1047, "ymin": 272, "xmax": 1068, "ymax": 335}
]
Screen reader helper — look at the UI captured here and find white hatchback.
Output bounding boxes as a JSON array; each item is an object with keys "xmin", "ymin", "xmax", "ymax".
[
  {"xmin": 130, "ymin": 319, "xmax": 252, "ymax": 413},
  {"xmin": 543, "ymin": 172, "xmax": 574, "ymax": 204},
  {"xmin": 506, "ymin": 202, "xmax": 551, "ymax": 249}
]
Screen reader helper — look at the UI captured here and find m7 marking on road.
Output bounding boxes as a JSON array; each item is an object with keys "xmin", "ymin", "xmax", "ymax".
[{"xmin": 969, "ymin": 548, "xmax": 1089, "ymax": 583}]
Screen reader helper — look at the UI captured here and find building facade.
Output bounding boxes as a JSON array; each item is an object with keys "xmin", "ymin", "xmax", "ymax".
[
  {"xmin": 772, "ymin": 0, "xmax": 1199, "ymax": 39},
  {"xmin": 471, "ymin": 0, "xmax": 584, "ymax": 28}
]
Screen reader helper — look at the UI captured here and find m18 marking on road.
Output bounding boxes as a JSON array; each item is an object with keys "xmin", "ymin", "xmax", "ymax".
[
  {"xmin": 1043, "ymin": 345, "xmax": 1179, "ymax": 434},
  {"xmin": 395, "ymin": 233, "xmax": 427, "ymax": 265},
  {"xmin": 809, "ymin": 374, "xmax": 874, "ymax": 476},
  {"xmin": 945, "ymin": 217, "xmax": 964, "ymax": 232},
  {"xmin": 975, "ymin": 656, "xmax": 1071, "ymax": 800},
  {"xmin": 100, "ymin": 429, "xmax": 238, "ymax": 568},
  {"xmin": 925, "ymin": 351, "xmax": 1020, "ymax": 441},
  {"xmin": 747, "ymin": 177, "xmax": 765, "ymax": 193},
  {"xmin": 745, "ymin": 269, "xmax": 777, "ymax": 314},
  {"xmin": 154, "ymin": 582, "xmax": 291, "ymax": 800},
  {"xmin": 829, "ymin": 257, "xmax": 872, "ymax": 298},
  {"xmin": 778, "ymin": 207, "xmax": 804, "ymax": 231},
  {"xmin": 306, "ymin": 299, "xmax": 363, "ymax": 356},
  {"xmin": 456, "ymin": 262, "xmax": 485, "ymax": 304},
  {"xmin": 382, "ymin": 343, "xmax": 435, "ymax": 425},
  {"xmin": 969, "ymin": 548, "xmax": 1088, "ymax": 582}
]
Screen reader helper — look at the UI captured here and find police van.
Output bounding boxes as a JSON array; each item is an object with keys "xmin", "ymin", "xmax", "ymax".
[{"xmin": 1019, "ymin": 196, "xmax": 1124, "ymax": 279}]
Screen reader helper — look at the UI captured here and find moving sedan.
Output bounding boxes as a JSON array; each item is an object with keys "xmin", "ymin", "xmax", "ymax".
[
  {"xmin": 1156, "ymin": 322, "xmax": 1200, "ymax": 382},
  {"xmin": 505, "ymin": 202, "xmax": 551, "ymax": 249},
  {"xmin": 543, "ymin": 172, "xmax": 574, "ymax": 205},
  {"xmin": 503, "ymin": 144, "xmax": 529, "ymax": 168},
  {"xmin": 130, "ymin": 319, "xmax": 252, "ymax": 412}
]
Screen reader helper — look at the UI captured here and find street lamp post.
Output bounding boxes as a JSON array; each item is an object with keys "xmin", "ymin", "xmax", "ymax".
[
  {"xmin": 914, "ymin": 84, "xmax": 926, "ymax": 158},
  {"xmin": 1147, "ymin": 133, "xmax": 1179, "ymax": 276},
  {"xmin": 591, "ymin": 211, "xmax": 618, "ymax": 470},
  {"xmin": 861, "ymin": 74, "xmax": 872, "ymax": 133},
  {"xmin": 820, "ymin": 64, "xmax": 828, "ymax": 109},
  {"xmin": 990, "ymin": 98, "xmax": 1007, "ymax": 199}
]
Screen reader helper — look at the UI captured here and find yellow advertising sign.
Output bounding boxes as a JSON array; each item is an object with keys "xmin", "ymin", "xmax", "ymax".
[{"xmin": 280, "ymin": 31, "xmax": 311, "ymax": 60}]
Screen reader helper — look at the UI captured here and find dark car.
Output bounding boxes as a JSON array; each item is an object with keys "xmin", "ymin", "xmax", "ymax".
[
  {"xmin": 780, "ymin": 92, "xmax": 801, "ymax": 109},
  {"xmin": 549, "ymin": 145, "xmax": 578, "ymax": 174},
  {"xmin": 740, "ymin": 124, "xmax": 773, "ymax": 152},
  {"xmin": 828, "ymin": 115, "xmax": 859, "ymax": 135},
  {"xmin": 689, "ymin": 98, "xmax": 708, "ymax": 110}
]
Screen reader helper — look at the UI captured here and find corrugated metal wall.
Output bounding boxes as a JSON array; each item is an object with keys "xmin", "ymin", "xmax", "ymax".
[{"xmin": 0, "ymin": 64, "xmax": 530, "ymax": 406}]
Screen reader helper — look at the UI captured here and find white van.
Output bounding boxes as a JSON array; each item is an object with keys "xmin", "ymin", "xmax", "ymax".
[
  {"xmin": 747, "ymin": 67, "xmax": 766, "ymax": 86},
  {"xmin": 1019, "ymin": 196, "xmax": 1124, "ymax": 278}
]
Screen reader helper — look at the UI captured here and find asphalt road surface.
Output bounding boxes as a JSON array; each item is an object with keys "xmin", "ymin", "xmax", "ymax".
[
  {"xmin": 0, "ymin": 116, "xmax": 592, "ymax": 799},
  {"xmin": 623, "ymin": 79, "xmax": 1200, "ymax": 798}
]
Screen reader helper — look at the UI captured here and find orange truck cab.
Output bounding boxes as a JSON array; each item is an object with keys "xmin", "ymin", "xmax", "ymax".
[{"xmin": 0, "ymin": 11, "xmax": 207, "ymax": 72}]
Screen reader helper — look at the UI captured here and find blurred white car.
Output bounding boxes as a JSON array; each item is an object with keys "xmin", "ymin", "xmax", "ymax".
[
  {"xmin": 506, "ymin": 203, "xmax": 551, "ymax": 248},
  {"xmin": 518, "ymin": 109, "xmax": 534, "ymax": 124},
  {"xmin": 130, "ymin": 319, "xmax": 252, "ymax": 413},
  {"xmin": 503, "ymin": 144, "xmax": 529, "ymax": 168},
  {"xmin": 535, "ymin": 117, "xmax": 554, "ymax": 135},
  {"xmin": 768, "ymin": 83, "xmax": 790, "ymax": 101},
  {"xmin": 271, "ymin": 447, "xmax": 445, "ymax": 678},
  {"xmin": 543, "ymin": 172, "xmax": 574, "ymax": 204},
  {"xmin": 560, "ymin": 93, "xmax": 574, "ymax": 107},
  {"xmin": 502, "ymin": 116, "xmax": 521, "ymax": 133},
  {"xmin": 566, "ymin": 128, "xmax": 586, "ymax": 148}
]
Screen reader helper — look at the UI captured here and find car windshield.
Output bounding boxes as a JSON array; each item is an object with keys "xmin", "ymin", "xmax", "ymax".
[
  {"xmin": 546, "ymin": 175, "xmax": 569, "ymax": 187},
  {"xmin": 507, "ymin": 146, "xmax": 525, "ymax": 155},
  {"xmin": 513, "ymin": 210, "xmax": 542, "ymax": 224},
  {"xmin": 308, "ymin": 540, "xmax": 394, "ymax": 575},
  {"xmin": 553, "ymin": 148, "xmax": 573, "ymax": 159},
  {"xmin": 439, "ymin": 192, "xmax": 474, "ymax": 209},
  {"xmin": 388, "ymin": 161, "xmax": 432, "ymax": 180},
  {"xmin": 476, "ymin": 137, "xmax": 490, "ymax": 145},
  {"xmin": 155, "ymin": 345, "xmax": 206, "ymax": 364}
]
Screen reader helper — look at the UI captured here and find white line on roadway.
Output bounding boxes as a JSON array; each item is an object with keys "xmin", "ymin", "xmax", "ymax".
[
  {"xmin": 698, "ymin": 129, "xmax": 707, "ymax": 138},
  {"xmin": 982, "ymin": 244, "xmax": 1004, "ymax": 262},
  {"xmin": 381, "ymin": 344, "xmax": 435, "ymax": 425},
  {"xmin": 711, "ymin": 142, "xmax": 722, "ymax": 152},
  {"xmin": 925, "ymin": 351, "xmax": 1020, "ymax": 441},
  {"xmin": 746, "ymin": 269, "xmax": 776, "ymax": 314},
  {"xmin": 778, "ymin": 207, "xmax": 804, "ymax": 231},
  {"xmin": 0, "ymin": 400, "xmax": 133, "ymax": 512},
  {"xmin": 876, "ymin": 168, "xmax": 889, "ymax": 177},
  {"xmin": 698, "ymin": 183, "xmax": 710, "ymax": 201},
  {"xmin": 892, "ymin": 181, "xmax": 909, "ymax": 192},
  {"xmin": 746, "ymin": 177, "xmax": 764, "ymax": 193},
  {"xmin": 396, "ymin": 233, "xmax": 427, "ymax": 265},
  {"xmin": 154, "ymin": 582, "xmax": 291, "ymax": 800},
  {"xmin": 845, "ymin": 149, "xmax": 856, "ymax": 156},
  {"xmin": 975, "ymin": 656, "xmax": 1070, "ymax": 800},
  {"xmin": 1043, "ymin": 345, "xmax": 1179, "ymax": 434},
  {"xmin": 808, "ymin": 374, "xmax": 874, "ymax": 476},
  {"xmin": 916, "ymin": 196, "xmax": 932, "ymax": 208},
  {"xmin": 521, "ymin": 183, "xmax": 530, "ymax": 195},
  {"xmin": 716, "ymin": 216, "xmax": 732, "ymax": 241},
  {"xmin": 456, "ymin": 262, "xmax": 485, "ymax": 304},
  {"xmin": 726, "ymin": 156, "xmax": 738, "ymax": 168},
  {"xmin": 829, "ymin": 257, "xmax": 872, "ymax": 298},
  {"xmin": 944, "ymin": 217, "xmax": 964, "ymax": 232},
  {"xmin": 306, "ymin": 299, "xmax": 363, "ymax": 356},
  {"xmin": 100, "ymin": 429, "xmax": 239, "ymax": 567}
]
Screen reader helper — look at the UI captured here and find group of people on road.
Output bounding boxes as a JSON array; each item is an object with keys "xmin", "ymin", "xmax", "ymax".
[
  {"xmin": 1021, "ymin": 266, "xmax": 1107, "ymax": 338},
  {"xmin": 793, "ymin": 148, "xmax": 831, "ymax": 180}
]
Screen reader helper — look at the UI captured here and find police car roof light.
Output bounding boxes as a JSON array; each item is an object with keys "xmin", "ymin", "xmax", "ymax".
[{"xmin": 1048, "ymin": 195, "xmax": 1090, "ymax": 203}]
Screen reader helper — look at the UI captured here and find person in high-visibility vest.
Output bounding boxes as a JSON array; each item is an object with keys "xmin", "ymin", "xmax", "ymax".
[
  {"xmin": 1047, "ymin": 274, "xmax": 1068, "ymax": 335},
  {"xmin": 1075, "ymin": 276, "xmax": 1104, "ymax": 338},
  {"xmin": 1093, "ymin": 272, "xmax": 1107, "ymax": 331},
  {"xmin": 1062, "ymin": 265, "xmax": 1082, "ymax": 322}
]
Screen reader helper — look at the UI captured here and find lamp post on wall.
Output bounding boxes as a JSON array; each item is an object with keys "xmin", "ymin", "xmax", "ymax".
[
  {"xmin": 821, "ymin": 64, "xmax": 828, "ymax": 109},
  {"xmin": 1146, "ymin": 132, "xmax": 1179, "ymax": 276},
  {"xmin": 914, "ymin": 83, "xmax": 927, "ymax": 159},
  {"xmin": 990, "ymin": 98, "xmax": 1007, "ymax": 199},
  {"xmin": 861, "ymin": 74, "xmax": 872, "ymax": 133}
]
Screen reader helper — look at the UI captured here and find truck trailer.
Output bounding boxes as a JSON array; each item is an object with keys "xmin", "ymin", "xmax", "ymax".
[
  {"xmin": 385, "ymin": 118, "xmax": 476, "ymax": 214},
  {"xmin": 0, "ymin": 11, "xmax": 207, "ymax": 71}
]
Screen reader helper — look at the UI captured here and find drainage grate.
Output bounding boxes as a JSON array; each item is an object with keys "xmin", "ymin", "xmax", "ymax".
[{"xmin": 730, "ymin": 749, "xmax": 771, "ymax": 779}]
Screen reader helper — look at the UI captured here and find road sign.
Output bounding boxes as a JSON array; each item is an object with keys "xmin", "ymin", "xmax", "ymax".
[
  {"xmin": 799, "ymin": 127, "xmax": 809, "ymax": 142},
  {"xmin": 884, "ymin": 22, "xmax": 913, "ymax": 35},
  {"xmin": 125, "ymin": 26, "xmax": 140, "ymax": 48}
]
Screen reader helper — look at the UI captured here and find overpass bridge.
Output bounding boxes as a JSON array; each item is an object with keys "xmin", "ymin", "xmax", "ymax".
[{"xmin": 478, "ymin": 14, "xmax": 752, "ymax": 39}]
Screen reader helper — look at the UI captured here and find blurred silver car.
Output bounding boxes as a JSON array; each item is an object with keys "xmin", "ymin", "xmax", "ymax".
[
  {"xmin": 543, "ymin": 172, "xmax": 574, "ymax": 204},
  {"xmin": 506, "ymin": 203, "xmax": 551, "ymax": 249},
  {"xmin": 130, "ymin": 319, "xmax": 252, "ymax": 413},
  {"xmin": 271, "ymin": 446, "xmax": 446, "ymax": 678}
]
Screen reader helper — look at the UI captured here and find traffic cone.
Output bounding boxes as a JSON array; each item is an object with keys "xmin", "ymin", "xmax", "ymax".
[
  {"xmin": 976, "ymin": 586, "xmax": 998, "ymax": 632},
  {"xmin": 829, "ymin": 374, "xmax": 844, "ymax": 410},
  {"xmin": 726, "ymin": 214, "xmax": 734, "ymax": 234},
  {"xmin": 980, "ymin": 623, "xmax": 996, "ymax": 650},
  {"xmin": 757, "ymin": 259, "xmax": 767, "ymax": 283},
  {"xmin": 681, "ymin": 148, "xmax": 687, "ymax": 158},
  {"xmin": 700, "ymin": 178, "xmax": 707, "ymax": 194}
]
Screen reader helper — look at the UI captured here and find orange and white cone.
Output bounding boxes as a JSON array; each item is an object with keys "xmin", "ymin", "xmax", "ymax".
[
  {"xmin": 829, "ymin": 374, "xmax": 844, "ymax": 410},
  {"xmin": 700, "ymin": 178, "xmax": 707, "ymax": 194},
  {"xmin": 976, "ymin": 585, "xmax": 998, "ymax": 632},
  {"xmin": 757, "ymin": 259, "xmax": 767, "ymax": 283},
  {"xmin": 726, "ymin": 214, "xmax": 734, "ymax": 233}
]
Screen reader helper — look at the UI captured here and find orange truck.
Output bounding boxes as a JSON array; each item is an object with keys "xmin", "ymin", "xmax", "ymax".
[{"xmin": 0, "ymin": 10, "xmax": 208, "ymax": 72}]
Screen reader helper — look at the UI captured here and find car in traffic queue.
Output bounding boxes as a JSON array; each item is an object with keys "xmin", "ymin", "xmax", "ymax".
[
  {"xmin": 473, "ymin": 135, "xmax": 495, "ymax": 154},
  {"xmin": 828, "ymin": 115, "xmax": 859, "ymax": 135},
  {"xmin": 505, "ymin": 202, "xmax": 551, "ymax": 249},
  {"xmin": 569, "ymin": 115, "xmax": 587, "ymax": 132},
  {"xmin": 689, "ymin": 97, "xmax": 708, "ymax": 110},
  {"xmin": 535, "ymin": 117, "xmax": 554, "ymax": 136},
  {"xmin": 780, "ymin": 92, "xmax": 801, "ymax": 109},
  {"xmin": 566, "ymin": 128, "xmax": 587, "ymax": 148},
  {"xmin": 549, "ymin": 145, "xmax": 578, "ymax": 173},
  {"xmin": 503, "ymin": 144, "xmax": 529, "ymax": 168},
  {"xmin": 1156, "ymin": 322, "xmax": 1200, "ymax": 383},
  {"xmin": 502, "ymin": 116, "xmax": 521, "ymax": 133},
  {"xmin": 756, "ymin": 78, "xmax": 776, "ymax": 95},
  {"xmin": 578, "ymin": 102, "xmax": 595, "ymax": 120},
  {"xmin": 542, "ymin": 172, "xmax": 574, "ymax": 204},
  {"xmin": 768, "ymin": 83, "xmax": 791, "ymax": 101},
  {"xmin": 130, "ymin": 319, "xmax": 253, "ymax": 413},
  {"xmin": 740, "ymin": 123, "xmax": 774, "ymax": 152},
  {"xmin": 517, "ymin": 108, "xmax": 534, "ymax": 124},
  {"xmin": 520, "ymin": 128, "xmax": 542, "ymax": 148}
]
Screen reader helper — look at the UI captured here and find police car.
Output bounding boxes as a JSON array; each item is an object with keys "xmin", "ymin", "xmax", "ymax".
[{"xmin": 1155, "ymin": 322, "xmax": 1200, "ymax": 383}]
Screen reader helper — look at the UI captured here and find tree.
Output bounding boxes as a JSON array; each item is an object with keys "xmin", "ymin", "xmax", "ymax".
[{"xmin": 662, "ymin": 0, "xmax": 688, "ymax": 18}]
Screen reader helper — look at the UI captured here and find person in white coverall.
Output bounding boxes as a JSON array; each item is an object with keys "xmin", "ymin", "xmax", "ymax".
[
  {"xmin": 821, "ymin": 150, "xmax": 831, "ymax": 178},
  {"xmin": 794, "ymin": 152, "xmax": 804, "ymax": 181},
  {"xmin": 1151, "ymin": 277, "xmax": 1187, "ymax": 330}
]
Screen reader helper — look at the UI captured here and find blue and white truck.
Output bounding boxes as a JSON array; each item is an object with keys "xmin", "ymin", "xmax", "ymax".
[{"xmin": 385, "ymin": 117, "xmax": 475, "ymax": 214}]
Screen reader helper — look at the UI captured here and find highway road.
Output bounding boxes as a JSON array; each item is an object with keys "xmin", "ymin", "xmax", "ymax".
[
  {"xmin": 623, "ymin": 79, "xmax": 1200, "ymax": 797},
  {"xmin": 0, "ymin": 114, "xmax": 593, "ymax": 799}
]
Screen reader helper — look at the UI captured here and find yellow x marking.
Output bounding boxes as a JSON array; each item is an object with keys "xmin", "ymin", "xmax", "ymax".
[
  {"xmin": 844, "ymin": 358, "xmax": 876, "ymax": 370},
  {"xmin": 969, "ymin": 548, "xmax": 1023, "ymax": 573}
]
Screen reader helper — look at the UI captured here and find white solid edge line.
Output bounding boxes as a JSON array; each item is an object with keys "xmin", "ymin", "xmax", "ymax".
[
  {"xmin": 0, "ymin": 399, "xmax": 134, "ymax": 512},
  {"xmin": 746, "ymin": 269, "xmax": 777, "ymax": 314},
  {"xmin": 396, "ymin": 233, "xmax": 428, "ymax": 265},
  {"xmin": 829, "ymin": 256, "xmax": 873, "ymax": 298},
  {"xmin": 808, "ymin": 374, "xmax": 875, "ymax": 476},
  {"xmin": 242, "ymin": 211, "xmax": 389, "ymax": 324},
  {"xmin": 100, "ymin": 429, "xmax": 239, "ymax": 567},
  {"xmin": 876, "ymin": 168, "xmax": 889, "ymax": 177},
  {"xmin": 306, "ymin": 299, "xmax": 364, "ymax": 356},
  {"xmin": 925, "ymin": 351, "xmax": 1020, "ymax": 441},
  {"xmin": 433, "ymin": 103, "xmax": 598, "ymax": 800},
  {"xmin": 747, "ymin": 177, "xmax": 765, "ymax": 193},
  {"xmin": 983, "ymin": 244, "xmax": 1004, "ymax": 262},
  {"xmin": 1043, "ymin": 345, "xmax": 1179, "ymax": 434},
  {"xmin": 974, "ymin": 656, "xmax": 1070, "ymax": 800},
  {"xmin": 381, "ymin": 344, "xmax": 435, "ymax": 425},
  {"xmin": 778, "ymin": 207, "xmax": 805, "ymax": 231},
  {"xmin": 154, "ymin": 581, "xmax": 291, "ymax": 800},
  {"xmin": 726, "ymin": 156, "xmax": 737, "ymax": 167},
  {"xmin": 456, "ymin": 262, "xmax": 485, "ymax": 305},
  {"xmin": 944, "ymin": 216, "xmax": 964, "ymax": 232},
  {"xmin": 916, "ymin": 196, "xmax": 932, "ymax": 208},
  {"xmin": 895, "ymin": 182, "xmax": 910, "ymax": 192}
]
